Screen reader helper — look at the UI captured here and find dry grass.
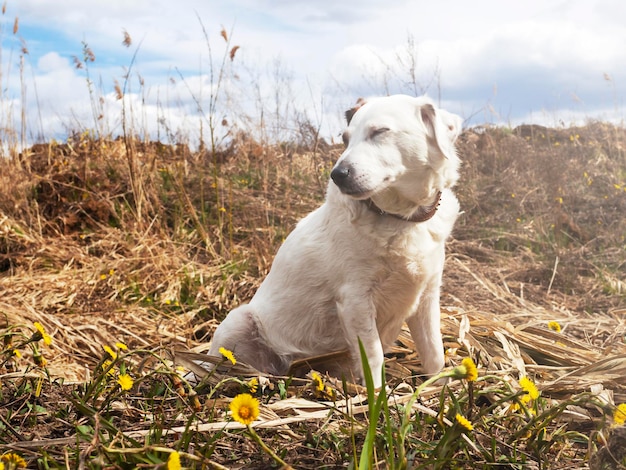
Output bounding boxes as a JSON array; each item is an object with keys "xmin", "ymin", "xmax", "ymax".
[{"xmin": 1, "ymin": 122, "xmax": 625, "ymax": 468}]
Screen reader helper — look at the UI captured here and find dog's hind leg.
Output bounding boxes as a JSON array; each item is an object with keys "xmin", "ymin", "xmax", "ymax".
[{"xmin": 208, "ymin": 305, "xmax": 289, "ymax": 375}]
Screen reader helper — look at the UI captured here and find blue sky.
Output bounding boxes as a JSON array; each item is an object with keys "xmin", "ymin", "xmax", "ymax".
[{"xmin": 2, "ymin": 0, "xmax": 625, "ymax": 146}]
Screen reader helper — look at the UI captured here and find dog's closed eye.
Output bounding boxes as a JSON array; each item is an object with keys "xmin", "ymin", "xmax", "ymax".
[{"xmin": 369, "ymin": 127, "xmax": 390, "ymax": 139}]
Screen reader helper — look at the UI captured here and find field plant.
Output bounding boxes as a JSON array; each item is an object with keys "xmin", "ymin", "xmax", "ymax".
[
  {"xmin": 2, "ymin": 325, "xmax": 625, "ymax": 468},
  {"xmin": 1, "ymin": 8, "xmax": 626, "ymax": 470}
]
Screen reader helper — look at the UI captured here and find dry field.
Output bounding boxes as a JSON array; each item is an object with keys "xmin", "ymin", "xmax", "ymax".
[{"xmin": 1, "ymin": 122, "xmax": 625, "ymax": 468}]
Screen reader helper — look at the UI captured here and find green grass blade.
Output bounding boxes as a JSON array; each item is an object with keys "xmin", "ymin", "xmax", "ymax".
[{"xmin": 358, "ymin": 338, "xmax": 387, "ymax": 470}]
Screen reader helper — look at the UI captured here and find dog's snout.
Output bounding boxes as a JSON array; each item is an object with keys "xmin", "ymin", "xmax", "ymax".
[{"xmin": 331, "ymin": 165, "xmax": 350, "ymax": 185}]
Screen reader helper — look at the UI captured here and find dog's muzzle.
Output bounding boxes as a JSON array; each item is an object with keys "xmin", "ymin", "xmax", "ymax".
[
  {"xmin": 330, "ymin": 164, "xmax": 351, "ymax": 187},
  {"xmin": 331, "ymin": 163, "xmax": 374, "ymax": 197},
  {"xmin": 331, "ymin": 164, "xmax": 362, "ymax": 195}
]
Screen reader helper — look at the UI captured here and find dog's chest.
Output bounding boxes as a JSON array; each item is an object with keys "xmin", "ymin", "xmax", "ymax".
[
  {"xmin": 368, "ymin": 228, "xmax": 441, "ymax": 309},
  {"xmin": 382, "ymin": 225, "xmax": 442, "ymax": 277}
]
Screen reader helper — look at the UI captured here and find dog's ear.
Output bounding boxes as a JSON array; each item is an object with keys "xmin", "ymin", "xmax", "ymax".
[
  {"xmin": 345, "ymin": 97, "xmax": 367, "ymax": 125},
  {"xmin": 420, "ymin": 103, "xmax": 462, "ymax": 160},
  {"xmin": 345, "ymin": 108, "xmax": 358, "ymax": 125},
  {"xmin": 439, "ymin": 109, "xmax": 463, "ymax": 143}
]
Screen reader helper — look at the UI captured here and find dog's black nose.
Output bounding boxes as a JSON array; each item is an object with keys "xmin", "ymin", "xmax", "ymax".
[{"xmin": 331, "ymin": 165, "xmax": 350, "ymax": 185}]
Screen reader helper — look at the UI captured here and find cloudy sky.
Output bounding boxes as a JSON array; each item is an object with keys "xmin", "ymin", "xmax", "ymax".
[{"xmin": 2, "ymin": 0, "xmax": 624, "ymax": 146}]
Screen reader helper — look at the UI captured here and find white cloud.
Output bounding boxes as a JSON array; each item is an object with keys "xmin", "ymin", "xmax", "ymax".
[
  {"xmin": 36, "ymin": 52, "xmax": 68, "ymax": 73},
  {"xmin": 2, "ymin": 0, "xmax": 624, "ymax": 146},
  {"xmin": 326, "ymin": 0, "xmax": 626, "ymax": 124}
]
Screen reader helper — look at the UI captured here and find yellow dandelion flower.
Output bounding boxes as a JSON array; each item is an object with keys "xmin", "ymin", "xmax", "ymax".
[
  {"xmin": 453, "ymin": 357, "xmax": 478, "ymax": 382},
  {"xmin": 323, "ymin": 385, "xmax": 338, "ymax": 401},
  {"xmin": 102, "ymin": 359, "xmax": 116, "ymax": 376},
  {"xmin": 455, "ymin": 413, "xmax": 473, "ymax": 432},
  {"xmin": 462, "ymin": 357, "xmax": 478, "ymax": 382},
  {"xmin": 1, "ymin": 452, "xmax": 27, "ymax": 468},
  {"xmin": 13, "ymin": 349, "xmax": 22, "ymax": 359},
  {"xmin": 103, "ymin": 345, "xmax": 117, "ymax": 360},
  {"xmin": 548, "ymin": 321, "xmax": 561, "ymax": 332},
  {"xmin": 167, "ymin": 451, "xmax": 181, "ymax": 470},
  {"xmin": 100, "ymin": 273, "xmax": 107, "ymax": 280},
  {"xmin": 219, "ymin": 347, "xmax": 236, "ymax": 365},
  {"xmin": 511, "ymin": 399, "xmax": 536, "ymax": 415},
  {"xmin": 117, "ymin": 374, "xmax": 134, "ymax": 391},
  {"xmin": 115, "ymin": 342, "xmax": 128, "ymax": 351},
  {"xmin": 219, "ymin": 207, "xmax": 227, "ymax": 213},
  {"xmin": 519, "ymin": 376, "xmax": 540, "ymax": 400},
  {"xmin": 613, "ymin": 403, "xmax": 626, "ymax": 426},
  {"xmin": 311, "ymin": 371, "xmax": 325, "ymax": 391},
  {"xmin": 229, "ymin": 393, "xmax": 260, "ymax": 425},
  {"xmin": 33, "ymin": 322, "xmax": 52, "ymax": 346},
  {"xmin": 33, "ymin": 321, "xmax": 45, "ymax": 335},
  {"xmin": 247, "ymin": 377, "xmax": 259, "ymax": 394}
]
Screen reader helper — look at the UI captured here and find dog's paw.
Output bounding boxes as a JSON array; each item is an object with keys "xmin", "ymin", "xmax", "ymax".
[
  {"xmin": 180, "ymin": 359, "xmax": 216, "ymax": 386},
  {"xmin": 182, "ymin": 370, "xmax": 200, "ymax": 386}
]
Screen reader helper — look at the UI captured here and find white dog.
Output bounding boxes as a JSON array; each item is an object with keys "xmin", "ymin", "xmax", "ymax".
[{"xmin": 204, "ymin": 95, "xmax": 462, "ymax": 389}]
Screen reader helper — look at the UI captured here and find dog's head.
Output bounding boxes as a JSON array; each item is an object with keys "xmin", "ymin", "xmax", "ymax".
[{"xmin": 331, "ymin": 95, "xmax": 462, "ymax": 209}]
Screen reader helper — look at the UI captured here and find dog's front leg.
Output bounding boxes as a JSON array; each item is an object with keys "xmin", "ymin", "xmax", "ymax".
[
  {"xmin": 406, "ymin": 286, "xmax": 445, "ymax": 377},
  {"xmin": 337, "ymin": 296, "xmax": 385, "ymax": 389}
]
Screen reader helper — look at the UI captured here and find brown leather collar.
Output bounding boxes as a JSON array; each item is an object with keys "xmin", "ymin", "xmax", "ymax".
[{"xmin": 365, "ymin": 190, "xmax": 442, "ymax": 223}]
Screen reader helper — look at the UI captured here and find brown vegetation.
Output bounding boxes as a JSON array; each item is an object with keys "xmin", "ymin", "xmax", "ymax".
[{"xmin": 1, "ymin": 122, "xmax": 625, "ymax": 467}]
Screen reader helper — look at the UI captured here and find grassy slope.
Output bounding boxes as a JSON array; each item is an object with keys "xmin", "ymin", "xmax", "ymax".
[{"xmin": 1, "ymin": 124, "xmax": 625, "ymax": 468}]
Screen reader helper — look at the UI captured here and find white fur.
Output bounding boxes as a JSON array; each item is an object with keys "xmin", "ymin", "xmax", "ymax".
[{"xmin": 204, "ymin": 95, "xmax": 462, "ymax": 389}]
